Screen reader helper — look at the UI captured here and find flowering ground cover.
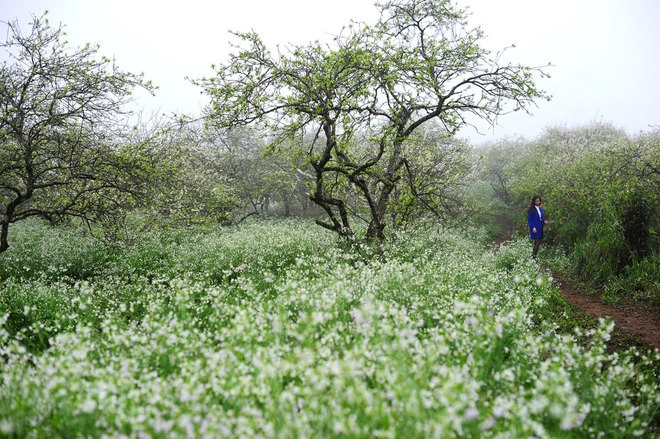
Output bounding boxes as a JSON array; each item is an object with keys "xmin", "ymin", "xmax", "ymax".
[{"xmin": 0, "ymin": 219, "xmax": 658, "ymax": 437}]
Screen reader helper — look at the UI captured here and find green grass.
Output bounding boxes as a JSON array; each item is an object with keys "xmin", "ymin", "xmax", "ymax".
[{"xmin": 0, "ymin": 218, "xmax": 658, "ymax": 438}]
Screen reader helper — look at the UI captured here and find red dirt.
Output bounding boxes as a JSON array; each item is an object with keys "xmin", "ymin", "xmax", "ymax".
[
  {"xmin": 493, "ymin": 216, "xmax": 660, "ymax": 351},
  {"xmin": 551, "ymin": 273, "xmax": 660, "ymax": 350}
]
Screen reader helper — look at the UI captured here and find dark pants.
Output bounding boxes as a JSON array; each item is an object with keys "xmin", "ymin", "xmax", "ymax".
[{"xmin": 532, "ymin": 239, "xmax": 542, "ymax": 258}]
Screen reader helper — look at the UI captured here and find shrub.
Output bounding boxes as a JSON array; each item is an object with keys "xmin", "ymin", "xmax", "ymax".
[{"xmin": 573, "ymin": 183, "xmax": 660, "ymax": 296}]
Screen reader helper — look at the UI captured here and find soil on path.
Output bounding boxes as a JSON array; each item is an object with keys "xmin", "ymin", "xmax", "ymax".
[{"xmin": 492, "ymin": 215, "xmax": 660, "ymax": 351}]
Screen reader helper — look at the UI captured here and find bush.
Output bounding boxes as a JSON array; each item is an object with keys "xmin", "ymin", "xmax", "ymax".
[
  {"xmin": 572, "ymin": 183, "xmax": 660, "ymax": 296},
  {"xmin": 572, "ymin": 197, "xmax": 626, "ymax": 288},
  {"xmin": 603, "ymin": 251, "xmax": 660, "ymax": 305}
]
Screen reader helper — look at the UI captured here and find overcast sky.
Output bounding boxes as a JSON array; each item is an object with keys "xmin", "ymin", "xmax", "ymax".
[{"xmin": 2, "ymin": 0, "xmax": 659, "ymax": 143}]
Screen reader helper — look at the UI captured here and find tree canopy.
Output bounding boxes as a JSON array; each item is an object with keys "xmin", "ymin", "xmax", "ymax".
[
  {"xmin": 0, "ymin": 13, "xmax": 155, "ymax": 252},
  {"xmin": 193, "ymin": 0, "xmax": 550, "ymax": 240}
]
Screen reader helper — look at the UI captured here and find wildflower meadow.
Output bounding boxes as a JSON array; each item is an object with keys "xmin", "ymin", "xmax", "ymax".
[{"xmin": 0, "ymin": 218, "xmax": 658, "ymax": 438}]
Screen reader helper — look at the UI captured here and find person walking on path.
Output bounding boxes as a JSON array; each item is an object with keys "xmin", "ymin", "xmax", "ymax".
[{"xmin": 527, "ymin": 195, "xmax": 548, "ymax": 259}]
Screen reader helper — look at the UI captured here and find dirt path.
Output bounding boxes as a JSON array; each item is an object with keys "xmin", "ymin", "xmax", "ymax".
[
  {"xmin": 551, "ymin": 272, "xmax": 660, "ymax": 350},
  {"xmin": 493, "ymin": 216, "xmax": 660, "ymax": 351}
]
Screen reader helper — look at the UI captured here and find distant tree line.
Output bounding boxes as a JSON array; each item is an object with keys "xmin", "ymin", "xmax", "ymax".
[{"xmin": 1, "ymin": 0, "xmax": 551, "ymax": 252}]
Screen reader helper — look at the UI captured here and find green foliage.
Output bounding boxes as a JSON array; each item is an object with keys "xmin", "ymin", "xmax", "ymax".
[
  {"xmin": 0, "ymin": 12, "xmax": 156, "ymax": 253},
  {"xmin": 503, "ymin": 123, "xmax": 629, "ymax": 246},
  {"xmin": 1, "ymin": 219, "xmax": 658, "ymax": 437},
  {"xmin": 0, "ymin": 278, "xmax": 75, "ymax": 354},
  {"xmin": 480, "ymin": 123, "xmax": 660, "ymax": 306},
  {"xmin": 0, "ymin": 219, "xmax": 109, "ymax": 282},
  {"xmin": 573, "ymin": 196, "xmax": 627, "ymax": 288},
  {"xmin": 193, "ymin": 0, "xmax": 549, "ymax": 240},
  {"xmin": 617, "ymin": 183, "xmax": 657, "ymax": 260},
  {"xmin": 389, "ymin": 127, "xmax": 475, "ymax": 227},
  {"xmin": 572, "ymin": 181, "xmax": 659, "ymax": 299},
  {"xmin": 474, "ymin": 137, "xmax": 530, "ymax": 206},
  {"xmin": 130, "ymin": 125, "xmax": 243, "ymax": 229},
  {"xmin": 614, "ymin": 251, "xmax": 660, "ymax": 304},
  {"xmin": 493, "ymin": 240, "xmax": 526, "ymax": 272}
]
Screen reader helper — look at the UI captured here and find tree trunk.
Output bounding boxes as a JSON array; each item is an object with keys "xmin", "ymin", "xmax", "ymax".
[
  {"xmin": 0, "ymin": 221, "xmax": 8, "ymax": 253},
  {"xmin": 0, "ymin": 201, "xmax": 18, "ymax": 253},
  {"xmin": 366, "ymin": 219, "xmax": 386, "ymax": 240},
  {"xmin": 363, "ymin": 135, "xmax": 405, "ymax": 241}
]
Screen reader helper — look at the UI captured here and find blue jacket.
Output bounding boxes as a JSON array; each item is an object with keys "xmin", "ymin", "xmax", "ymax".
[{"xmin": 528, "ymin": 206, "xmax": 545, "ymax": 239}]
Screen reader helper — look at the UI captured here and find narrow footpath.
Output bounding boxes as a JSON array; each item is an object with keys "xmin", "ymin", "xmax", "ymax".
[
  {"xmin": 550, "ymin": 272, "xmax": 660, "ymax": 350},
  {"xmin": 493, "ymin": 216, "xmax": 660, "ymax": 351}
]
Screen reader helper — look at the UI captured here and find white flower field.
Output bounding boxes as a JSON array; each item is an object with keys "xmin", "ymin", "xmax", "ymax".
[{"xmin": 0, "ymin": 219, "xmax": 658, "ymax": 438}]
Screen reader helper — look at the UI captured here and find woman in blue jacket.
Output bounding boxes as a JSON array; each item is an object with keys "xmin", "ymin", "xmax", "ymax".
[{"xmin": 527, "ymin": 195, "xmax": 548, "ymax": 259}]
